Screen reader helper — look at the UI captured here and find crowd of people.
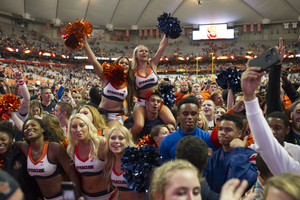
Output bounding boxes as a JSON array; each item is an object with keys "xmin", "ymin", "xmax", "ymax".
[{"xmin": 1, "ymin": 32, "xmax": 300, "ymax": 200}]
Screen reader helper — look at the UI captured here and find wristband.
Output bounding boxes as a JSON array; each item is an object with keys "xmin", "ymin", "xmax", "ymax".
[{"xmin": 18, "ymin": 80, "xmax": 25, "ymax": 86}]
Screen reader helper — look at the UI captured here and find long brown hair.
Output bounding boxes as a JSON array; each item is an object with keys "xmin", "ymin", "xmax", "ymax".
[{"xmin": 113, "ymin": 57, "xmax": 134, "ymax": 115}]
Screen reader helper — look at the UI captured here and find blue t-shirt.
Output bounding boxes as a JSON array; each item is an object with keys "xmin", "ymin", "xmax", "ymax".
[{"xmin": 159, "ymin": 126, "xmax": 217, "ymax": 162}]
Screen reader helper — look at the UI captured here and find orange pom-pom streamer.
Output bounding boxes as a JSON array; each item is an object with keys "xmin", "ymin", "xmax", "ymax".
[
  {"xmin": 102, "ymin": 62, "xmax": 128, "ymax": 86},
  {"xmin": 0, "ymin": 94, "xmax": 21, "ymax": 121},
  {"xmin": 61, "ymin": 138, "xmax": 69, "ymax": 149},
  {"xmin": 62, "ymin": 19, "xmax": 93, "ymax": 50},
  {"xmin": 137, "ymin": 134, "xmax": 157, "ymax": 148}
]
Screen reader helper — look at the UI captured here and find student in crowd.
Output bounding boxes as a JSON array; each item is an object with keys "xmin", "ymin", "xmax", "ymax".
[
  {"xmin": 125, "ymin": 90, "xmax": 165, "ymax": 141},
  {"xmin": 160, "ymin": 96, "xmax": 216, "ymax": 162},
  {"xmin": 176, "ymin": 136, "xmax": 220, "ymax": 200},
  {"xmin": 241, "ymin": 60, "xmax": 300, "ymax": 174},
  {"xmin": 149, "ymin": 159, "xmax": 201, "ymax": 200},
  {"xmin": 197, "ymin": 112, "xmax": 209, "ymax": 132},
  {"xmin": 201, "ymin": 99, "xmax": 216, "ymax": 133},
  {"xmin": 53, "ymin": 101, "xmax": 73, "ymax": 137},
  {"xmin": 149, "ymin": 124, "xmax": 170, "ymax": 149},
  {"xmin": 203, "ymin": 113, "xmax": 258, "ymax": 193}
]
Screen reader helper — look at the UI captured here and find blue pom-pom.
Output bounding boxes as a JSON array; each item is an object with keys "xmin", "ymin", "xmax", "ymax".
[
  {"xmin": 121, "ymin": 145, "xmax": 161, "ymax": 193},
  {"xmin": 157, "ymin": 12, "xmax": 183, "ymax": 39},
  {"xmin": 216, "ymin": 67, "xmax": 242, "ymax": 92},
  {"xmin": 159, "ymin": 83, "xmax": 176, "ymax": 109}
]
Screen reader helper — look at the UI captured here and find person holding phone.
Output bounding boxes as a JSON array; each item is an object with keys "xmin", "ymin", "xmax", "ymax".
[
  {"xmin": 67, "ymin": 113, "xmax": 118, "ymax": 200},
  {"xmin": 14, "ymin": 118, "xmax": 81, "ymax": 200},
  {"xmin": 83, "ymin": 36, "xmax": 134, "ymax": 128}
]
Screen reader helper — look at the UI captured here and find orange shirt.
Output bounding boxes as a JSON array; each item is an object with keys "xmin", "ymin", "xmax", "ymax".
[{"xmin": 201, "ymin": 90, "xmax": 210, "ymax": 100}]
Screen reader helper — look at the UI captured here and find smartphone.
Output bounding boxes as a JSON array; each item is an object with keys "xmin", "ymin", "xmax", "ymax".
[
  {"xmin": 249, "ymin": 48, "xmax": 280, "ymax": 71},
  {"xmin": 61, "ymin": 182, "xmax": 77, "ymax": 200},
  {"xmin": 69, "ymin": 73, "xmax": 73, "ymax": 80}
]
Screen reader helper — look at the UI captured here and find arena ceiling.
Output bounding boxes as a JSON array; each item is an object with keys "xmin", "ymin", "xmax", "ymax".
[{"xmin": 0, "ymin": 0, "xmax": 300, "ymax": 29}]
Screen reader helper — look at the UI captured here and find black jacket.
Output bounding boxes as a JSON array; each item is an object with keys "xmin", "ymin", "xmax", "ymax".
[{"xmin": 1, "ymin": 145, "xmax": 43, "ymax": 200}]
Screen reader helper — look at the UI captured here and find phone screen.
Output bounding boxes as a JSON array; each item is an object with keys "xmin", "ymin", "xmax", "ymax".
[{"xmin": 62, "ymin": 189, "xmax": 76, "ymax": 200}]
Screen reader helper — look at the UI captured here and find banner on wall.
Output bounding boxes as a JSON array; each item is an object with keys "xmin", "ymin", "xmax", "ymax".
[
  {"xmin": 144, "ymin": 29, "xmax": 147, "ymax": 37},
  {"xmin": 188, "ymin": 30, "xmax": 193, "ymax": 35},
  {"xmin": 156, "ymin": 29, "xmax": 159, "ymax": 36},
  {"xmin": 126, "ymin": 29, "xmax": 129, "ymax": 37},
  {"xmin": 139, "ymin": 29, "xmax": 142, "ymax": 37},
  {"xmin": 91, "ymin": 29, "xmax": 105, "ymax": 40},
  {"xmin": 257, "ymin": 24, "xmax": 261, "ymax": 32},
  {"xmin": 250, "ymin": 24, "xmax": 254, "ymax": 32},
  {"xmin": 234, "ymin": 28, "xmax": 239, "ymax": 38},
  {"xmin": 110, "ymin": 30, "xmax": 130, "ymax": 42},
  {"xmin": 46, "ymin": 23, "xmax": 50, "ymax": 32},
  {"xmin": 182, "ymin": 27, "xmax": 185, "ymax": 35},
  {"xmin": 243, "ymin": 24, "xmax": 247, "ymax": 33},
  {"xmin": 150, "ymin": 29, "xmax": 153, "ymax": 37},
  {"xmin": 59, "ymin": 25, "xmax": 65, "ymax": 34}
]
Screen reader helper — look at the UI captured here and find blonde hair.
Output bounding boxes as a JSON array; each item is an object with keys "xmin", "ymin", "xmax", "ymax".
[
  {"xmin": 28, "ymin": 100, "xmax": 44, "ymax": 118},
  {"xmin": 264, "ymin": 172, "xmax": 300, "ymax": 200},
  {"xmin": 42, "ymin": 114, "xmax": 65, "ymax": 142},
  {"xmin": 198, "ymin": 112, "xmax": 209, "ymax": 132},
  {"xmin": 77, "ymin": 105, "xmax": 108, "ymax": 130},
  {"xmin": 131, "ymin": 45, "xmax": 150, "ymax": 70},
  {"xmin": 67, "ymin": 113, "xmax": 102, "ymax": 164},
  {"xmin": 103, "ymin": 125, "xmax": 135, "ymax": 191},
  {"xmin": 150, "ymin": 159, "xmax": 200, "ymax": 200}
]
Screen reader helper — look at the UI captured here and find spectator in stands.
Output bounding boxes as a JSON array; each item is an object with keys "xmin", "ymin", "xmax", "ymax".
[
  {"xmin": 203, "ymin": 113, "xmax": 258, "ymax": 194},
  {"xmin": 40, "ymin": 86, "xmax": 56, "ymax": 114},
  {"xmin": 159, "ymin": 96, "xmax": 216, "ymax": 162}
]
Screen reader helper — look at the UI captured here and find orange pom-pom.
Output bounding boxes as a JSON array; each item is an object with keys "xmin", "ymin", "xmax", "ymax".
[
  {"xmin": 62, "ymin": 19, "xmax": 93, "ymax": 50},
  {"xmin": 0, "ymin": 94, "xmax": 21, "ymax": 121},
  {"xmin": 137, "ymin": 134, "xmax": 157, "ymax": 148},
  {"xmin": 102, "ymin": 62, "xmax": 128, "ymax": 86},
  {"xmin": 61, "ymin": 138, "xmax": 69, "ymax": 149}
]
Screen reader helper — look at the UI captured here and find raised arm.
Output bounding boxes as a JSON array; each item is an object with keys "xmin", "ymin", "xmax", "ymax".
[
  {"xmin": 242, "ymin": 60, "xmax": 300, "ymax": 175},
  {"xmin": 15, "ymin": 70, "xmax": 30, "ymax": 115},
  {"xmin": 227, "ymin": 89, "xmax": 234, "ymax": 110},
  {"xmin": 9, "ymin": 112, "xmax": 24, "ymax": 132},
  {"xmin": 266, "ymin": 37, "xmax": 285, "ymax": 115},
  {"xmin": 150, "ymin": 35, "xmax": 169, "ymax": 71},
  {"xmin": 82, "ymin": 36, "xmax": 104, "ymax": 80}
]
